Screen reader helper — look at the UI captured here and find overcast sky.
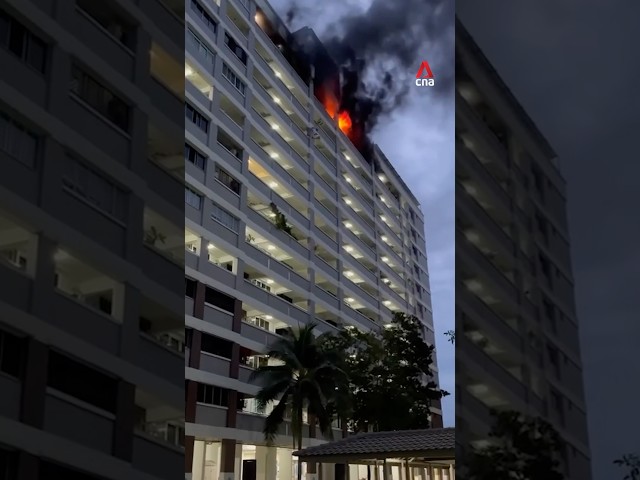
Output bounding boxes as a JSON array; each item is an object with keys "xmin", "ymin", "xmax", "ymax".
[
  {"xmin": 266, "ymin": 0, "xmax": 456, "ymax": 426},
  {"xmin": 457, "ymin": 1, "xmax": 640, "ymax": 479}
]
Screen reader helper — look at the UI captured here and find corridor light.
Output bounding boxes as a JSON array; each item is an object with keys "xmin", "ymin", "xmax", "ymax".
[
  {"xmin": 345, "ymin": 297, "xmax": 354, "ymax": 303},
  {"xmin": 269, "ymin": 182, "xmax": 278, "ymax": 188},
  {"xmin": 266, "ymin": 279, "xmax": 274, "ymax": 284},
  {"xmin": 274, "ymin": 71, "xmax": 282, "ymax": 78},
  {"xmin": 185, "ymin": 66, "xmax": 193, "ymax": 76},
  {"xmin": 378, "ymin": 174, "xmax": 386, "ymax": 181},
  {"xmin": 381, "ymin": 235, "xmax": 388, "ymax": 242},
  {"xmin": 207, "ymin": 244, "xmax": 214, "ymax": 250},
  {"xmin": 345, "ymin": 198, "xmax": 352, "ymax": 205},
  {"xmin": 383, "ymin": 300, "xmax": 392, "ymax": 306},
  {"xmin": 381, "ymin": 256, "xmax": 388, "ymax": 262},
  {"xmin": 265, "ymin": 315, "xmax": 273, "ymax": 320},
  {"xmin": 273, "ymin": 97, "xmax": 281, "ymax": 104},
  {"xmin": 271, "ymin": 124, "xmax": 280, "ymax": 131},
  {"xmin": 345, "ymin": 176, "xmax": 352, "ymax": 183},
  {"xmin": 344, "ymin": 246, "xmax": 354, "ymax": 252},
  {"xmin": 269, "ymin": 152, "xmax": 279, "ymax": 159},
  {"xmin": 345, "ymin": 271, "xmax": 354, "ymax": 277},
  {"xmin": 267, "ymin": 245, "xmax": 275, "ymax": 251},
  {"xmin": 344, "ymin": 222, "xmax": 352, "ymax": 228},
  {"xmin": 380, "ymin": 215, "xmax": 386, "ymax": 222}
]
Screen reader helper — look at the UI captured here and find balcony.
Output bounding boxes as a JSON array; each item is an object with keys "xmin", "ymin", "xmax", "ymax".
[
  {"xmin": 240, "ymin": 320, "xmax": 280, "ymax": 346},
  {"xmin": 252, "ymin": 27, "xmax": 308, "ymax": 94},
  {"xmin": 243, "ymin": 243, "xmax": 310, "ymax": 291},
  {"xmin": 240, "ymin": 280, "xmax": 308, "ymax": 325},
  {"xmin": 246, "ymin": 209, "xmax": 309, "ymax": 260},
  {"xmin": 252, "ymin": 51, "xmax": 308, "ymax": 119},
  {"xmin": 252, "ymin": 81, "xmax": 308, "ymax": 146},
  {"xmin": 457, "ymin": 187, "xmax": 514, "ymax": 256},
  {"xmin": 457, "ymin": 230, "xmax": 519, "ymax": 305},
  {"xmin": 312, "ymin": 144, "xmax": 337, "ymax": 175},
  {"xmin": 250, "ymin": 143, "xmax": 309, "ymax": 200}
]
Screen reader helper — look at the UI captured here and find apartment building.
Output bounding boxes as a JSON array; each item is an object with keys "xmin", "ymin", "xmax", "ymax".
[
  {"xmin": 0, "ymin": 0, "xmax": 184, "ymax": 479},
  {"xmin": 184, "ymin": 1, "xmax": 442, "ymax": 479},
  {"xmin": 454, "ymin": 19, "xmax": 592, "ymax": 479}
]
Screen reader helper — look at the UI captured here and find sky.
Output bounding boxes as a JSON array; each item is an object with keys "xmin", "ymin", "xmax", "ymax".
[
  {"xmin": 265, "ymin": 0, "xmax": 456, "ymax": 426},
  {"xmin": 457, "ymin": 1, "xmax": 640, "ymax": 479}
]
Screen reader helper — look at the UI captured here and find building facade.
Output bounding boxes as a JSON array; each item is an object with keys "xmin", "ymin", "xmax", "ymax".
[
  {"xmin": 454, "ymin": 19, "xmax": 592, "ymax": 479},
  {"xmin": 184, "ymin": 1, "xmax": 442, "ymax": 479},
  {"xmin": 0, "ymin": 0, "xmax": 184, "ymax": 479}
]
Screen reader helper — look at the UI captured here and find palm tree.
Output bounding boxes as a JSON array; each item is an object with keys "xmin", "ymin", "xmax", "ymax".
[{"xmin": 250, "ymin": 323, "xmax": 346, "ymax": 480}]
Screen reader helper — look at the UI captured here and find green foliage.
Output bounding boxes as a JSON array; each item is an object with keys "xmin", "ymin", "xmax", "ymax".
[
  {"xmin": 250, "ymin": 323, "xmax": 346, "ymax": 451},
  {"xmin": 319, "ymin": 312, "xmax": 447, "ymax": 432},
  {"xmin": 614, "ymin": 453, "xmax": 640, "ymax": 480},
  {"xmin": 464, "ymin": 410, "xmax": 566, "ymax": 480},
  {"xmin": 270, "ymin": 202, "xmax": 296, "ymax": 238}
]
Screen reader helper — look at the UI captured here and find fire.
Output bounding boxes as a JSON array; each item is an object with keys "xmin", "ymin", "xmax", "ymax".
[
  {"xmin": 338, "ymin": 110, "xmax": 352, "ymax": 135},
  {"xmin": 324, "ymin": 93, "xmax": 339, "ymax": 120}
]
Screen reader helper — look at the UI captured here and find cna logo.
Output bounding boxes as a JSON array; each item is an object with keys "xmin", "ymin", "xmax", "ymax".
[{"xmin": 415, "ymin": 60, "xmax": 435, "ymax": 87}]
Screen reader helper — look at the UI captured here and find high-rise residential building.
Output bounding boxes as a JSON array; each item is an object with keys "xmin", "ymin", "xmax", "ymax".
[
  {"xmin": 0, "ymin": 0, "xmax": 184, "ymax": 479},
  {"xmin": 454, "ymin": 19, "xmax": 592, "ymax": 479},
  {"xmin": 184, "ymin": 1, "xmax": 442, "ymax": 479}
]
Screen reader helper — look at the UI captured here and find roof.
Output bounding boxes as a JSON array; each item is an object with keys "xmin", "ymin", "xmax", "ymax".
[{"xmin": 293, "ymin": 429, "xmax": 455, "ymax": 461}]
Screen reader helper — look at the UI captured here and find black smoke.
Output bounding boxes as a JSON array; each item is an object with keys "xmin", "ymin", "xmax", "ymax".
[
  {"xmin": 322, "ymin": 0, "xmax": 455, "ymax": 133},
  {"xmin": 280, "ymin": 0, "xmax": 453, "ymax": 136}
]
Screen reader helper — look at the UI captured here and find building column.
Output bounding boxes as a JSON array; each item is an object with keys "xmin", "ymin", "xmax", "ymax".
[
  {"xmin": 112, "ymin": 380, "xmax": 135, "ymax": 461},
  {"xmin": 257, "ymin": 446, "xmax": 278, "ymax": 480},
  {"xmin": 119, "ymin": 283, "xmax": 141, "ymax": 362},
  {"xmin": 20, "ymin": 338, "xmax": 48, "ymax": 428},
  {"xmin": 277, "ymin": 447, "xmax": 293, "ymax": 480},
  {"xmin": 192, "ymin": 440, "xmax": 206, "ymax": 480},
  {"xmin": 306, "ymin": 462, "xmax": 318, "ymax": 480},
  {"xmin": 16, "ymin": 451, "xmax": 38, "ymax": 480},
  {"xmin": 220, "ymin": 439, "xmax": 237, "ymax": 480}
]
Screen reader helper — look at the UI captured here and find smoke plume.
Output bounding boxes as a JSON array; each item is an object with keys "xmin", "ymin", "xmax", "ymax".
[{"xmin": 281, "ymin": 0, "xmax": 454, "ymax": 135}]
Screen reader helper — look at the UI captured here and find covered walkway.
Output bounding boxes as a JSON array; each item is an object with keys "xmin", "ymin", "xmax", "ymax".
[{"xmin": 294, "ymin": 428, "xmax": 455, "ymax": 480}]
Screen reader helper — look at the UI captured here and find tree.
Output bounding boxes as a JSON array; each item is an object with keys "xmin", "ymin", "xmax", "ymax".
[
  {"xmin": 320, "ymin": 312, "xmax": 447, "ymax": 433},
  {"xmin": 614, "ymin": 453, "xmax": 640, "ymax": 480},
  {"xmin": 250, "ymin": 323, "xmax": 345, "ymax": 480},
  {"xmin": 463, "ymin": 410, "xmax": 566, "ymax": 480}
]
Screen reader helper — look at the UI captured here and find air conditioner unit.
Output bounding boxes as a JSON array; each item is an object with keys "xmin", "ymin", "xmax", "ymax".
[{"xmin": 307, "ymin": 127, "xmax": 320, "ymax": 139}]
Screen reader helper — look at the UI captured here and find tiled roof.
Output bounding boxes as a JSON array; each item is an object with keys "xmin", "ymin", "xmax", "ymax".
[{"xmin": 294, "ymin": 428, "xmax": 455, "ymax": 459}]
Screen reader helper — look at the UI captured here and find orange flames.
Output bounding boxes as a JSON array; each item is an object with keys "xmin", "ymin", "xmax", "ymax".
[{"xmin": 337, "ymin": 110, "xmax": 352, "ymax": 135}]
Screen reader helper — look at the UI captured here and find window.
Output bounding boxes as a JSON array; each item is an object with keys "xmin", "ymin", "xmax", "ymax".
[
  {"xmin": 197, "ymin": 383, "xmax": 229, "ymax": 407},
  {"xmin": 0, "ymin": 329, "xmax": 22, "ymax": 378},
  {"xmin": 187, "ymin": 28, "xmax": 214, "ymax": 65},
  {"xmin": 215, "ymin": 166, "xmax": 240, "ymax": 194},
  {"xmin": 70, "ymin": 65, "xmax": 129, "ymax": 131},
  {"xmin": 204, "ymin": 286, "xmax": 235, "ymax": 313},
  {"xmin": 224, "ymin": 32, "xmax": 247, "ymax": 65},
  {"xmin": 185, "ymin": 278, "xmax": 197, "ymax": 298},
  {"xmin": 0, "ymin": 111, "xmax": 38, "ymax": 167},
  {"xmin": 62, "ymin": 155, "xmax": 127, "ymax": 221},
  {"xmin": 201, "ymin": 333, "xmax": 233, "ymax": 358},
  {"xmin": 76, "ymin": 0, "xmax": 134, "ymax": 48},
  {"xmin": 185, "ymin": 186, "xmax": 202, "ymax": 209},
  {"xmin": 0, "ymin": 9, "xmax": 46, "ymax": 72},
  {"xmin": 222, "ymin": 62, "xmax": 246, "ymax": 95},
  {"xmin": 190, "ymin": 0, "xmax": 217, "ymax": 33},
  {"xmin": 185, "ymin": 102, "xmax": 209, "ymax": 133},
  {"xmin": 211, "ymin": 202, "xmax": 239, "ymax": 232},
  {"xmin": 184, "ymin": 143, "xmax": 206, "ymax": 169},
  {"xmin": 47, "ymin": 351, "xmax": 117, "ymax": 413}
]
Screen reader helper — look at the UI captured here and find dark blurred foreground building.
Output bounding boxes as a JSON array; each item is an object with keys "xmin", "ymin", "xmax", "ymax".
[
  {"xmin": 455, "ymin": 18, "xmax": 592, "ymax": 479},
  {"xmin": 0, "ymin": 0, "xmax": 184, "ymax": 479}
]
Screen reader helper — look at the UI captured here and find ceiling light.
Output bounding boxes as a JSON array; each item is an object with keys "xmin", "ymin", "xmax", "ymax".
[
  {"xmin": 269, "ymin": 152, "xmax": 279, "ymax": 159},
  {"xmin": 383, "ymin": 278, "xmax": 390, "ymax": 284},
  {"xmin": 378, "ymin": 174, "xmax": 385, "ymax": 181},
  {"xmin": 345, "ymin": 222, "xmax": 352, "ymax": 228},
  {"xmin": 266, "ymin": 279, "xmax": 274, "ymax": 284},
  {"xmin": 382, "ymin": 256, "xmax": 389, "ymax": 262},
  {"xmin": 267, "ymin": 245, "xmax": 276, "ymax": 251},
  {"xmin": 207, "ymin": 244, "xmax": 214, "ymax": 250},
  {"xmin": 185, "ymin": 66, "xmax": 193, "ymax": 76},
  {"xmin": 345, "ymin": 297, "xmax": 354, "ymax": 303},
  {"xmin": 269, "ymin": 182, "xmax": 278, "ymax": 188},
  {"xmin": 345, "ymin": 271, "xmax": 354, "ymax": 277},
  {"xmin": 345, "ymin": 176, "xmax": 352, "ymax": 183},
  {"xmin": 344, "ymin": 246, "xmax": 353, "ymax": 252},
  {"xmin": 383, "ymin": 300, "xmax": 392, "ymax": 305},
  {"xmin": 380, "ymin": 216, "xmax": 386, "ymax": 221},
  {"xmin": 345, "ymin": 199, "xmax": 352, "ymax": 205},
  {"xmin": 274, "ymin": 71, "xmax": 282, "ymax": 78},
  {"xmin": 269, "ymin": 213, "xmax": 276, "ymax": 218},
  {"xmin": 381, "ymin": 235, "xmax": 388, "ymax": 241},
  {"xmin": 265, "ymin": 315, "xmax": 273, "ymax": 320},
  {"xmin": 273, "ymin": 97, "xmax": 281, "ymax": 104},
  {"xmin": 271, "ymin": 124, "xmax": 280, "ymax": 131}
]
